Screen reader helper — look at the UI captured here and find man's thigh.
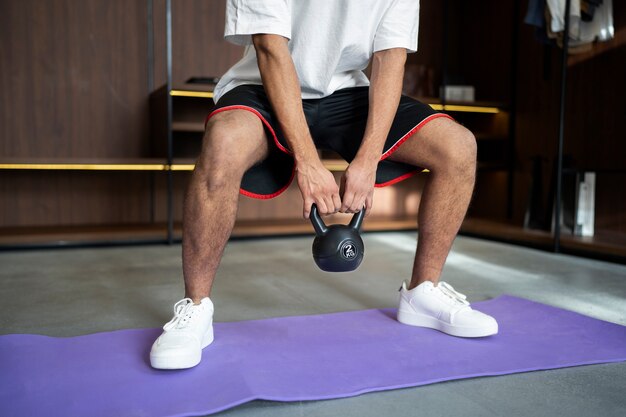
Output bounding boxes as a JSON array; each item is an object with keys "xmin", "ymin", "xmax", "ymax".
[
  {"xmin": 206, "ymin": 85, "xmax": 295, "ymax": 198},
  {"xmin": 385, "ymin": 117, "xmax": 476, "ymax": 171}
]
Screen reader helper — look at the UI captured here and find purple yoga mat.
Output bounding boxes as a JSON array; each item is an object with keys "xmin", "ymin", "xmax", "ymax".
[{"xmin": 1, "ymin": 295, "xmax": 626, "ymax": 417}]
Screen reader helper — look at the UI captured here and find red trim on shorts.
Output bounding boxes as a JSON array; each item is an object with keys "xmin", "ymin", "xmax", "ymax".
[
  {"xmin": 206, "ymin": 105, "xmax": 292, "ymax": 155},
  {"xmin": 205, "ymin": 105, "xmax": 295, "ymax": 200},
  {"xmin": 375, "ymin": 169, "xmax": 425, "ymax": 188},
  {"xmin": 380, "ymin": 113, "xmax": 454, "ymax": 161},
  {"xmin": 239, "ymin": 168, "xmax": 296, "ymax": 200},
  {"xmin": 373, "ymin": 113, "xmax": 453, "ymax": 188}
]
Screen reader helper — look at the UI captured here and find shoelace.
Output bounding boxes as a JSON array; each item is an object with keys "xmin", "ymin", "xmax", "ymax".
[
  {"xmin": 163, "ymin": 298, "xmax": 198, "ymax": 331},
  {"xmin": 436, "ymin": 282, "xmax": 470, "ymax": 306}
]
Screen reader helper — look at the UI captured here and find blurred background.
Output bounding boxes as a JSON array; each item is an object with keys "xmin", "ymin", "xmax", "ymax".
[{"xmin": 0, "ymin": 0, "xmax": 624, "ymax": 262}]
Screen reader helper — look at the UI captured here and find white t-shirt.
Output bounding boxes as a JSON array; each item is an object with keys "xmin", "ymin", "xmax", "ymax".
[{"xmin": 213, "ymin": 0, "xmax": 420, "ymax": 103}]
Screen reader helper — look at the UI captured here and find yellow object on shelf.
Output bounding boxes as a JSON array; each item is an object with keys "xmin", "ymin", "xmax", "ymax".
[
  {"xmin": 428, "ymin": 104, "xmax": 500, "ymax": 114},
  {"xmin": 0, "ymin": 163, "xmax": 167, "ymax": 171},
  {"xmin": 170, "ymin": 90, "xmax": 214, "ymax": 98}
]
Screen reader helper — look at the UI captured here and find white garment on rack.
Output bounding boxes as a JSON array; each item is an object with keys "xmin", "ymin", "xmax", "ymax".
[
  {"xmin": 547, "ymin": 0, "xmax": 614, "ymax": 44},
  {"xmin": 578, "ymin": 0, "xmax": 614, "ymax": 43},
  {"xmin": 546, "ymin": 0, "xmax": 581, "ymax": 37}
]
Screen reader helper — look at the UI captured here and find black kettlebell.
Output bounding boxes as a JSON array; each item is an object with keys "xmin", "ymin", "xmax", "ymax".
[{"xmin": 310, "ymin": 204, "xmax": 365, "ymax": 272}]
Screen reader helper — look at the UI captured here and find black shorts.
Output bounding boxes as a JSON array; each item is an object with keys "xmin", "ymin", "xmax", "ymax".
[{"xmin": 206, "ymin": 84, "xmax": 453, "ymax": 199}]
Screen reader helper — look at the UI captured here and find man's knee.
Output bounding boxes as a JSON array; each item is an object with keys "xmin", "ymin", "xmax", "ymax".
[
  {"xmin": 436, "ymin": 126, "xmax": 477, "ymax": 178},
  {"xmin": 194, "ymin": 112, "xmax": 267, "ymax": 189}
]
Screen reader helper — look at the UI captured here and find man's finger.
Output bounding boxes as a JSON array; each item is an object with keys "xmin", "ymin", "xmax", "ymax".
[
  {"xmin": 349, "ymin": 196, "xmax": 365, "ymax": 213},
  {"xmin": 303, "ymin": 199, "xmax": 314, "ymax": 219},
  {"xmin": 332, "ymin": 193, "xmax": 342, "ymax": 213},
  {"xmin": 365, "ymin": 194, "xmax": 373, "ymax": 216},
  {"xmin": 316, "ymin": 199, "xmax": 329, "ymax": 216},
  {"xmin": 341, "ymin": 192, "xmax": 354, "ymax": 213},
  {"xmin": 321, "ymin": 195, "xmax": 332, "ymax": 214}
]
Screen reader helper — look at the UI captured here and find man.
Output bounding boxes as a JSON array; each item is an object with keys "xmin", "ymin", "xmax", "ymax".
[{"xmin": 150, "ymin": 0, "xmax": 498, "ymax": 370}]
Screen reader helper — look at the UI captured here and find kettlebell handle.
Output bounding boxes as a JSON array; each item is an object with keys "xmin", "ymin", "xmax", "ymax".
[
  {"xmin": 310, "ymin": 204, "xmax": 328, "ymax": 236},
  {"xmin": 310, "ymin": 204, "xmax": 366, "ymax": 235},
  {"xmin": 349, "ymin": 207, "xmax": 365, "ymax": 231}
]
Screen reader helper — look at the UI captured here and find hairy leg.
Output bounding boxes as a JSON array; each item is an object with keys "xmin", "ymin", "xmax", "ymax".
[
  {"xmin": 183, "ymin": 110, "xmax": 269, "ymax": 302},
  {"xmin": 387, "ymin": 117, "xmax": 477, "ymax": 289}
]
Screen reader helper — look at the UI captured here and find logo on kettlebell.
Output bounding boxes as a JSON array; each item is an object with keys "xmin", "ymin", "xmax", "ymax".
[{"xmin": 340, "ymin": 241, "xmax": 358, "ymax": 260}]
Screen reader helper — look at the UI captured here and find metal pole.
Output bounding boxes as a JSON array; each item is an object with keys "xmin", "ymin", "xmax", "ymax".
[
  {"xmin": 166, "ymin": 0, "xmax": 174, "ymax": 244},
  {"xmin": 147, "ymin": 0, "xmax": 154, "ymax": 92},
  {"xmin": 506, "ymin": 0, "xmax": 520, "ymax": 220},
  {"xmin": 147, "ymin": 0, "xmax": 155, "ymax": 225},
  {"xmin": 554, "ymin": 0, "xmax": 572, "ymax": 252}
]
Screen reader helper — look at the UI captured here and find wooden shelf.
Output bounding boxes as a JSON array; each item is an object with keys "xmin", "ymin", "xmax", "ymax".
[
  {"xmin": 0, "ymin": 158, "xmax": 168, "ymax": 171},
  {"xmin": 172, "ymin": 121, "xmax": 205, "ymax": 132},
  {"xmin": 0, "ymin": 158, "xmax": 351, "ymax": 173},
  {"xmin": 170, "ymin": 83, "xmax": 215, "ymax": 98},
  {"xmin": 0, "ymin": 224, "xmax": 169, "ymax": 247},
  {"xmin": 560, "ymin": 232, "xmax": 626, "ymax": 259},
  {"xmin": 170, "ymin": 158, "xmax": 352, "ymax": 172},
  {"xmin": 461, "ymin": 218, "xmax": 626, "ymax": 260},
  {"xmin": 461, "ymin": 218, "xmax": 553, "ymax": 247},
  {"xmin": 410, "ymin": 96, "xmax": 507, "ymax": 113},
  {"xmin": 568, "ymin": 27, "xmax": 626, "ymax": 67}
]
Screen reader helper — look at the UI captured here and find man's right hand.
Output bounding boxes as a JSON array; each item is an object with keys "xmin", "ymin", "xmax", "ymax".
[{"xmin": 296, "ymin": 160, "xmax": 342, "ymax": 219}]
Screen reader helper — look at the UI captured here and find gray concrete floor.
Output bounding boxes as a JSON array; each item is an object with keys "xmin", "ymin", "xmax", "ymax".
[{"xmin": 1, "ymin": 232, "xmax": 625, "ymax": 416}]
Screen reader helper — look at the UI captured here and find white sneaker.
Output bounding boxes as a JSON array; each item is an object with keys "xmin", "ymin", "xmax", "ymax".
[
  {"xmin": 150, "ymin": 297, "xmax": 214, "ymax": 369},
  {"xmin": 397, "ymin": 281, "xmax": 498, "ymax": 338}
]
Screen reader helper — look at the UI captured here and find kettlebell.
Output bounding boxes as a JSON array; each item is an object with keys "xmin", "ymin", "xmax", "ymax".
[{"xmin": 310, "ymin": 204, "xmax": 365, "ymax": 272}]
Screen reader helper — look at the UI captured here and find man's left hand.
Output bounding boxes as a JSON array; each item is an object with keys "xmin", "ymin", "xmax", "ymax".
[{"xmin": 340, "ymin": 157, "xmax": 378, "ymax": 214}]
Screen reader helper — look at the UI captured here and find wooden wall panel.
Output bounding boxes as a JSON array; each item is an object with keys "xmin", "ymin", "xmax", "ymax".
[
  {"xmin": 511, "ymin": 7, "xmax": 564, "ymax": 225},
  {"xmin": 152, "ymin": 0, "xmax": 244, "ymax": 88},
  {"xmin": 407, "ymin": 0, "xmax": 514, "ymax": 103},
  {"xmin": 0, "ymin": 171, "xmax": 154, "ymax": 227},
  {"xmin": 565, "ymin": 47, "xmax": 626, "ymax": 171},
  {"xmin": 0, "ymin": 0, "xmax": 245, "ymax": 230},
  {"xmin": 407, "ymin": 0, "xmax": 445, "ymax": 82},
  {"xmin": 0, "ymin": 0, "xmax": 151, "ymax": 158},
  {"xmin": 451, "ymin": 0, "xmax": 514, "ymax": 103}
]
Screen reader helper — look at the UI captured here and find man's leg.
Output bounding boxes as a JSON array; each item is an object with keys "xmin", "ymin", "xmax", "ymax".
[
  {"xmin": 183, "ymin": 110, "xmax": 269, "ymax": 303},
  {"xmin": 387, "ymin": 117, "xmax": 477, "ymax": 289},
  {"xmin": 390, "ymin": 117, "xmax": 497, "ymax": 337},
  {"xmin": 150, "ymin": 109, "xmax": 269, "ymax": 369}
]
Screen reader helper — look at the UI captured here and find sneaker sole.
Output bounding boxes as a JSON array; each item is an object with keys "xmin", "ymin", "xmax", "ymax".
[
  {"xmin": 397, "ymin": 309, "xmax": 498, "ymax": 338},
  {"xmin": 150, "ymin": 328, "xmax": 214, "ymax": 370}
]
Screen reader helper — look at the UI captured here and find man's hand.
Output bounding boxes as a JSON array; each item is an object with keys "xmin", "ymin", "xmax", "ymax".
[
  {"xmin": 296, "ymin": 160, "xmax": 342, "ymax": 219},
  {"xmin": 340, "ymin": 157, "xmax": 378, "ymax": 214}
]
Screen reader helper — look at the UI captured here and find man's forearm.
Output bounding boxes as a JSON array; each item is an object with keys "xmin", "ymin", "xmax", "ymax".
[
  {"xmin": 357, "ymin": 48, "xmax": 407, "ymax": 163},
  {"xmin": 253, "ymin": 34, "xmax": 320, "ymax": 166},
  {"xmin": 253, "ymin": 34, "xmax": 340, "ymax": 217}
]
